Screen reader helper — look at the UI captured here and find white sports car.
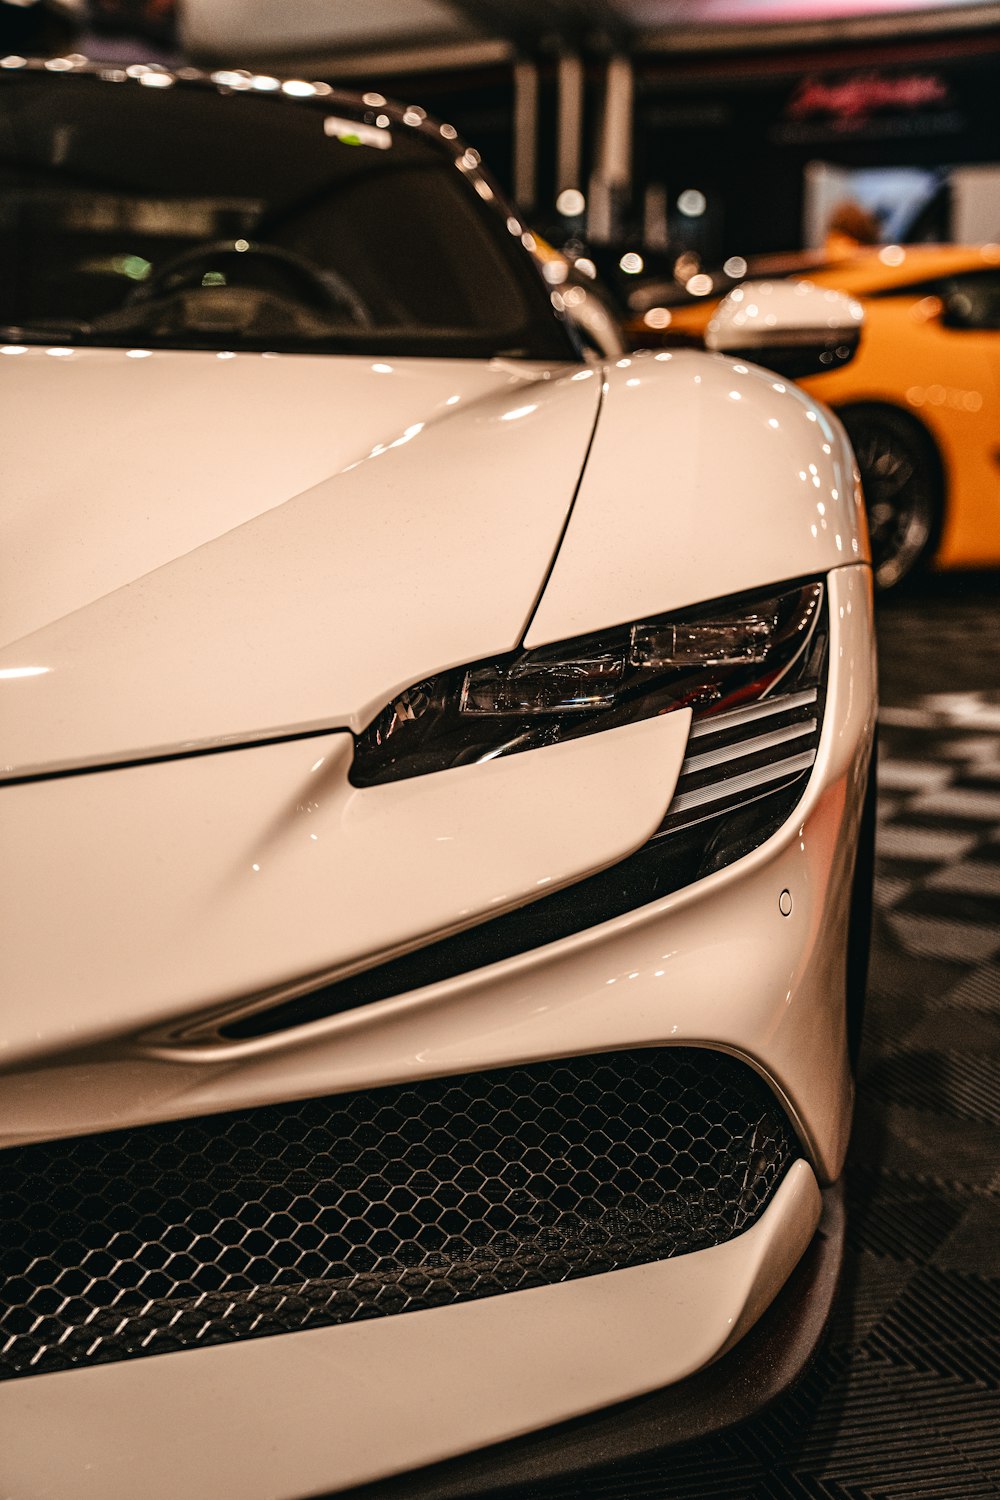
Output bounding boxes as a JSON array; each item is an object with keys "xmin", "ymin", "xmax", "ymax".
[{"xmin": 0, "ymin": 64, "xmax": 876, "ymax": 1499}]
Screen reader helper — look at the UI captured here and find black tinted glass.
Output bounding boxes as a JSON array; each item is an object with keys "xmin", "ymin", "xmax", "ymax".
[
  {"xmin": 0, "ymin": 72, "xmax": 573, "ymax": 360},
  {"xmin": 870, "ymin": 266, "xmax": 1000, "ymax": 327},
  {"xmin": 941, "ymin": 270, "xmax": 1000, "ymax": 330}
]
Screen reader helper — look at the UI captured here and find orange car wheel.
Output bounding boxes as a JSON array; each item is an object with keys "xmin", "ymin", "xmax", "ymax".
[{"xmin": 838, "ymin": 403, "xmax": 944, "ymax": 591}]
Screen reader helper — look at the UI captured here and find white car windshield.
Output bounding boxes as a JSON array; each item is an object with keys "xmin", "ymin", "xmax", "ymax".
[{"xmin": 0, "ymin": 70, "xmax": 574, "ymax": 360}]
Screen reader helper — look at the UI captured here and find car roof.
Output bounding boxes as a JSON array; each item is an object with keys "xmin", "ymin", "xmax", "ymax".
[{"xmin": 784, "ymin": 244, "xmax": 1000, "ymax": 296}]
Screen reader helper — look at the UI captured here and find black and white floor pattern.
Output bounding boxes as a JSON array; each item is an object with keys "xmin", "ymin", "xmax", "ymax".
[{"xmin": 503, "ymin": 582, "xmax": 1000, "ymax": 1499}]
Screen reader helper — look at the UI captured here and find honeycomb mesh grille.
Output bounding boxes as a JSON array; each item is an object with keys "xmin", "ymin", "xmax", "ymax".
[{"xmin": 0, "ymin": 1049, "xmax": 797, "ymax": 1380}]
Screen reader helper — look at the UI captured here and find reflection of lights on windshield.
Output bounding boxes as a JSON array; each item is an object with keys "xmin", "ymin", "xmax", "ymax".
[
  {"xmin": 212, "ymin": 70, "xmax": 252, "ymax": 90},
  {"xmin": 217, "ymin": 351, "xmax": 236, "ymax": 360},
  {"xmin": 440, "ymin": 122, "xmax": 458, "ymax": 140},
  {"xmin": 0, "ymin": 345, "xmax": 28, "ymax": 355},
  {"xmin": 563, "ymin": 285, "xmax": 585, "ymax": 306},
  {"xmin": 543, "ymin": 261, "xmax": 568, "ymax": 285},
  {"xmin": 112, "ymin": 253, "xmax": 151, "ymax": 280},
  {"xmin": 620, "ymin": 252, "xmax": 644, "ymax": 275},
  {"xmin": 879, "ymin": 244, "xmax": 905, "ymax": 266},
  {"xmin": 501, "ymin": 404, "xmax": 538, "ymax": 422},
  {"xmin": 234, "ymin": 239, "xmax": 250, "ymax": 252},
  {"xmin": 282, "ymin": 80, "xmax": 316, "ymax": 97},
  {"xmin": 461, "ymin": 148, "xmax": 480, "ymax": 169},
  {"xmin": 202, "ymin": 271, "xmax": 226, "ymax": 287},
  {"xmin": 686, "ymin": 273, "xmax": 714, "ymax": 296},
  {"xmin": 556, "ymin": 188, "xmax": 586, "ymax": 217},
  {"xmin": 44, "ymin": 57, "xmax": 75, "ymax": 72},
  {"xmin": 126, "ymin": 349, "xmax": 152, "ymax": 359},
  {"xmin": 363, "ymin": 91, "xmax": 386, "ymax": 106},
  {"xmin": 445, "ymin": 394, "xmax": 460, "ymax": 405},
  {"xmin": 46, "ymin": 347, "xmax": 73, "ymax": 357},
  {"xmin": 375, "ymin": 113, "xmax": 390, "ymax": 128},
  {"xmin": 0, "ymin": 666, "xmax": 50, "ymax": 679},
  {"xmin": 474, "ymin": 179, "xmax": 494, "ymax": 201},
  {"xmin": 1, "ymin": 56, "xmax": 28, "ymax": 70},
  {"xmin": 521, "ymin": 232, "xmax": 537, "ymax": 253},
  {"xmin": 678, "ymin": 188, "xmax": 706, "ymax": 217},
  {"xmin": 251, "ymin": 75, "xmax": 280, "ymax": 91},
  {"xmin": 506, "ymin": 216, "xmax": 522, "ymax": 236},
  {"xmin": 723, "ymin": 256, "xmax": 747, "ymax": 278},
  {"xmin": 371, "ymin": 363, "xmax": 393, "ymax": 374},
  {"xmin": 139, "ymin": 72, "xmax": 174, "ymax": 89},
  {"xmin": 644, "ymin": 307, "xmax": 672, "ymax": 329},
  {"xmin": 574, "ymin": 257, "xmax": 597, "ymax": 279}
]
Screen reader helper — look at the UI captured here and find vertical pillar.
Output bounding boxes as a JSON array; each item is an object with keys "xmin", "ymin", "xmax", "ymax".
[
  {"xmin": 601, "ymin": 53, "xmax": 633, "ymax": 205},
  {"xmin": 557, "ymin": 51, "xmax": 585, "ymax": 199},
  {"xmin": 513, "ymin": 57, "xmax": 539, "ymax": 212},
  {"xmin": 590, "ymin": 53, "xmax": 634, "ymax": 243}
]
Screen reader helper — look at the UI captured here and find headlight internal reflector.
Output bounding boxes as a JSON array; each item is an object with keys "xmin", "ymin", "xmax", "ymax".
[{"xmin": 352, "ymin": 580, "xmax": 824, "ymax": 786}]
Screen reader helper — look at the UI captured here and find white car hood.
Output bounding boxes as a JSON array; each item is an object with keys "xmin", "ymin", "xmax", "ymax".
[{"xmin": 0, "ymin": 348, "xmax": 599, "ymax": 778}]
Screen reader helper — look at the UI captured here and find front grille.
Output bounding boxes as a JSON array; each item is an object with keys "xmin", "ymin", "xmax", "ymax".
[{"xmin": 0, "ymin": 1049, "xmax": 797, "ymax": 1380}]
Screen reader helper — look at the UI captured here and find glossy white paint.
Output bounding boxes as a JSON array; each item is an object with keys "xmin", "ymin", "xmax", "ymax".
[
  {"xmin": 0, "ymin": 567, "xmax": 874, "ymax": 1184},
  {"xmin": 705, "ymin": 278, "xmax": 865, "ymax": 355},
  {"xmin": 526, "ymin": 350, "xmax": 866, "ymax": 646},
  {"xmin": 0, "ymin": 1163, "xmax": 821, "ymax": 1500},
  {"xmin": 0, "ymin": 711, "xmax": 689, "ymax": 1075},
  {"xmin": 1, "ymin": 270, "xmax": 877, "ymax": 1491},
  {"xmin": 0, "ymin": 351, "xmax": 598, "ymax": 777}
]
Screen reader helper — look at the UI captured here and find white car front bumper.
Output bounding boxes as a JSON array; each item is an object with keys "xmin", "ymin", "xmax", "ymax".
[{"xmin": 0, "ymin": 564, "xmax": 875, "ymax": 1497}]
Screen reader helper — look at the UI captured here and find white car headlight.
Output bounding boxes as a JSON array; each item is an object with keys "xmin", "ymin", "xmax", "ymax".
[{"xmin": 352, "ymin": 580, "xmax": 824, "ymax": 786}]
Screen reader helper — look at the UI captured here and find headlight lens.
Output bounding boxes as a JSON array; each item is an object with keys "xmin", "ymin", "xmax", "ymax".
[{"xmin": 352, "ymin": 580, "xmax": 824, "ymax": 786}]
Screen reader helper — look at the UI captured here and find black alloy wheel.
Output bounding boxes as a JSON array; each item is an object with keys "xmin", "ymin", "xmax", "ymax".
[{"xmin": 838, "ymin": 404, "xmax": 943, "ymax": 590}]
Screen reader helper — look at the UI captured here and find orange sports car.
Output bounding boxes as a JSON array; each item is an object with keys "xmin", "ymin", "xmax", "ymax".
[{"xmin": 628, "ymin": 245, "xmax": 1000, "ymax": 588}]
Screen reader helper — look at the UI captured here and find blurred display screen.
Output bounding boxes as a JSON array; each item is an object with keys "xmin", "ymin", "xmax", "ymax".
[{"xmin": 0, "ymin": 73, "xmax": 567, "ymax": 359}]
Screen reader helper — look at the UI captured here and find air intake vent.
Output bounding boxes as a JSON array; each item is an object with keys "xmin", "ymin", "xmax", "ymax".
[
  {"xmin": 0, "ymin": 1050, "xmax": 797, "ymax": 1380},
  {"xmin": 657, "ymin": 687, "xmax": 819, "ymax": 838}
]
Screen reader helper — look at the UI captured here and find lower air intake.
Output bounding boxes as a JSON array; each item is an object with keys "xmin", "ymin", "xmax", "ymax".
[{"xmin": 0, "ymin": 1050, "xmax": 797, "ymax": 1380}]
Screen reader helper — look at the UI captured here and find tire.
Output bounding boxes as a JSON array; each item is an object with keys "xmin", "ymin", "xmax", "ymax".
[{"xmin": 837, "ymin": 403, "xmax": 944, "ymax": 591}]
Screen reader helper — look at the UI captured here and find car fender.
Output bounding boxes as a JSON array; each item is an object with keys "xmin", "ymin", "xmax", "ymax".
[{"xmin": 526, "ymin": 350, "xmax": 869, "ymax": 647}]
